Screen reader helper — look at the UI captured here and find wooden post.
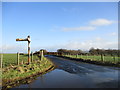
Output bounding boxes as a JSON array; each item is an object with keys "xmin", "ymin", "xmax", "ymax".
[
  {"xmin": 39, "ymin": 51, "xmax": 41, "ymax": 57},
  {"xmin": 31, "ymin": 52, "xmax": 33, "ymax": 62},
  {"xmin": 93, "ymin": 54, "xmax": 94, "ymax": 59},
  {"xmin": 17, "ymin": 52, "xmax": 19, "ymax": 65},
  {"xmin": 81, "ymin": 54, "xmax": 82, "ymax": 58},
  {"xmin": 21, "ymin": 60, "xmax": 23, "ymax": 64},
  {"xmin": 113, "ymin": 55, "xmax": 115, "ymax": 63},
  {"xmin": 76, "ymin": 54, "xmax": 77, "ymax": 58},
  {"xmin": 16, "ymin": 35, "xmax": 31, "ymax": 64},
  {"xmin": 101, "ymin": 54, "xmax": 102, "ymax": 61},
  {"xmin": 103, "ymin": 55, "xmax": 104, "ymax": 62},
  {"xmin": 0, "ymin": 54, "xmax": 3, "ymax": 68},
  {"xmin": 41, "ymin": 50, "xmax": 44, "ymax": 60},
  {"xmin": 86, "ymin": 54, "xmax": 88, "ymax": 59},
  {"xmin": 76, "ymin": 54, "xmax": 78, "ymax": 58},
  {"xmin": 101, "ymin": 54, "xmax": 104, "ymax": 62},
  {"xmin": 28, "ymin": 36, "xmax": 30, "ymax": 64}
]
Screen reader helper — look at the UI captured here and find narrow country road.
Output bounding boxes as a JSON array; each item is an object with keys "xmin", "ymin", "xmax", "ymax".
[{"xmin": 13, "ymin": 55, "xmax": 120, "ymax": 88}]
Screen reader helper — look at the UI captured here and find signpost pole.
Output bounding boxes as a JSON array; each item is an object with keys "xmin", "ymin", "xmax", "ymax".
[
  {"xmin": 16, "ymin": 35, "xmax": 31, "ymax": 64},
  {"xmin": 28, "ymin": 37, "xmax": 30, "ymax": 64}
]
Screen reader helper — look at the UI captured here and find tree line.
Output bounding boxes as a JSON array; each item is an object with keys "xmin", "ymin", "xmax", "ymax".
[
  {"xmin": 34, "ymin": 48, "xmax": 120, "ymax": 56},
  {"xmin": 57, "ymin": 48, "xmax": 120, "ymax": 56}
]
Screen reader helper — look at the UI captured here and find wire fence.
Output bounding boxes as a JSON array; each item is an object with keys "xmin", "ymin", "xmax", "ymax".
[
  {"xmin": 1, "ymin": 53, "xmax": 39, "ymax": 68},
  {"xmin": 63, "ymin": 54, "xmax": 119, "ymax": 64}
]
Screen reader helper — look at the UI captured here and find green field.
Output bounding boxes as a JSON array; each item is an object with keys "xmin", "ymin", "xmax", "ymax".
[
  {"xmin": 2, "ymin": 53, "xmax": 39, "ymax": 68},
  {"xmin": 64, "ymin": 55, "xmax": 120, "ymax": 64},
  {"xmin": 1, "ymin": 54, "xmax": 120, "ymax": 67}
]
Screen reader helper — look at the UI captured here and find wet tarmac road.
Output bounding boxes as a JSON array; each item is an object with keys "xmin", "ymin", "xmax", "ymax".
[{"xmin": 13, "ymin": 55, "xmax": 120, "ymax": 88}]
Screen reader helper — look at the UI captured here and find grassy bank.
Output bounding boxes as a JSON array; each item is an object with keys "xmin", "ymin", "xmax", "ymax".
[
  {"xmin": 55, "ymin": 55, "xmax": 120, "ymax": 67},
  {"xmin": 65, "ymin": 55, "xmax": 120, "ymax": 64},
  {"xmin": 2, "ymin": 54, "xmax": 55, "ymax": 89}
]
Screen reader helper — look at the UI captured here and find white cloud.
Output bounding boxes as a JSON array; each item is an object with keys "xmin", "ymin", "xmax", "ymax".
[
  {"xmin": 42, "ymin": 37, "xmax": 118, "ymax": 51},
  {"xmin": 109, "ymin": 32, "xmax": 117, "ymax": 36},
  {"xmin": 60, "ymin": 18, "xmax": 115, "ymax": 32},
  {"xmin": 65, "ymin": 40, "xmax": 117, "ymax": 50},
  {"xmin": 62, "ymin": 26, "xmax": 96, "ymax": 31},
  {"xmin": 89, "ymin": 19, "xmax": 115, "ymax": 26},
  {"xmin": 95, "ymin": 37, "xmax": 102, "ymax": 41},
  {"xmin": 1, "ymin": 44, "xmax": 27, "ymax": 53},
  {"xmin": 1, "ymin": 37, "xmax": 118, "ymax": 53}
]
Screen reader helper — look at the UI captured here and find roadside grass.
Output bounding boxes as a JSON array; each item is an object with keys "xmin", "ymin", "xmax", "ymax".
[
  {"xmin": 2, "ymin": 57, "xmax": 53, "ymax": 79},
  {"xmin": 64, "ymin": 55, "xmax": 120, "ymax": 64},
  {"xmin": 2, "ymin": 55, "xmax": 54, "ymax": 87}
]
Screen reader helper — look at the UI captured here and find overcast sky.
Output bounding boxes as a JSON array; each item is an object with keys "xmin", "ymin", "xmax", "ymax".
[{"xmin": 1, "ymin": 2, "xmax": 118, "ymax": 53}]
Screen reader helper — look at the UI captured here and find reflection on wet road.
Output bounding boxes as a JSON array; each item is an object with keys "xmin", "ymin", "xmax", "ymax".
[{"xmin": 14, "ymin": 55, "xmax": 120, "ymax": 88}]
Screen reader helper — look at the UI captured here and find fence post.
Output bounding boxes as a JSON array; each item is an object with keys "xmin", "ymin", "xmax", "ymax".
[
  {"xmin": 41, "ymin": 50, "xmax": 44, "ymax": 60},
  {"xmin": 103, "ymin": 55, "xmax": 104, "ymax": 62},
  {"xmin": 31, "ymin": 52, "xmax": 33, "ymax": 62},
  {"xmin": 86, "ymin": 54, "xmax": 88, "ymax": 59},
  {"xmin": 80, "ymin": 54, "xmax": 82, "ymax": 59},
  {"xmin": 0, "ymin": 54, "xmax": 3, "ymax": 68},
  {"xmin": 21, "ymin": 60, "xmax": 23, "ymax": 65},
  {"xmin": 39, "ymin": 51, "xmax": 41, "ymax": 57},
  {"xmin": 17, "ymin": 52, "xmax": 19, "ymax": 65},
  {"xmin": 113, "ymin": 55, "xmax": 115, "ymax": 63},
  {"xmin": 69, "ymin": 54, "xmax": 71, "ymax": 57},
  {"xmin": 92, "ymin": 54, "xmax": 94, "ymax": 61},
  {"xmin": 101, "ymin": 54, "xmax": 104, "ymax": 62},
  {"xmin": 76, "ymin": 54, "xmax": 78, "ymax": 58}
]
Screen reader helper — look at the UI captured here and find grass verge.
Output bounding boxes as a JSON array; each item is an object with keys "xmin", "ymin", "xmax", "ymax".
[
  {"xmin": 54, "ymin": 55, "xmax": 120, "ymax": 67},
  {"xmin": 2, "ymin": 56, "xmax": 55, "ymax": 89}
]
